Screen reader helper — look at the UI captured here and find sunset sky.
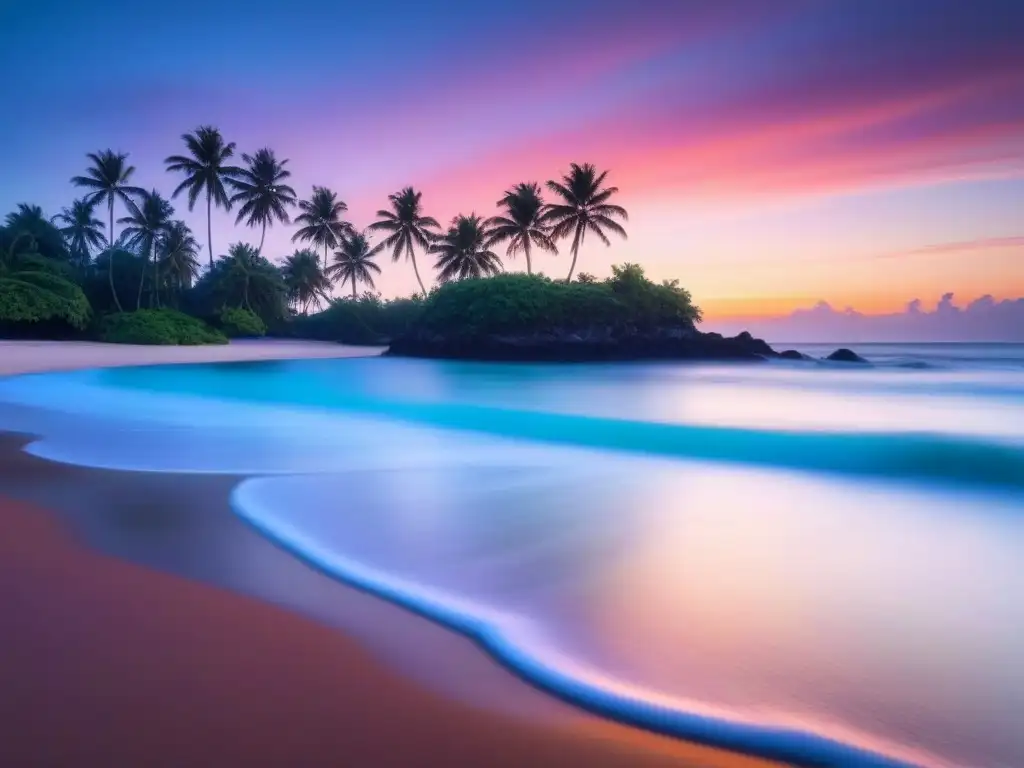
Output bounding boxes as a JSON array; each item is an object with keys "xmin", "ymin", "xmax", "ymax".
[{"xmin": 3, "ymin": 0, "xmax": 1023, "ymax": 323}]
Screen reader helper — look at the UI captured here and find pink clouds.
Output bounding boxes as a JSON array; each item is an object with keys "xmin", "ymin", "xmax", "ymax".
[
  {"xmin": 407, "ymin": 58, "xmax": 1024, "ymax": 217},
  {"xmin": 706, "ymin": 293, "xmax": 1024, "ymax": 342}
]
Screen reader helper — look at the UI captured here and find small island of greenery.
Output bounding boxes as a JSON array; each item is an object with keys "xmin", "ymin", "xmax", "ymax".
[{"xmin": 386, "ymin": 267, "xmax": 776, "ymax": 361}]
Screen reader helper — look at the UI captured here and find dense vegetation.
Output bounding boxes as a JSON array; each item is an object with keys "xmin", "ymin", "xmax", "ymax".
[
  {"xmin": 408, "ymin": 266, "xmax": 701, "ymax": 338},
  {"xmin": 100, "ymin": 309, "xmax": 227, "ymax": 345},
  {"xmin": 1, "ymin": 123, "xmax": 711, "ymax": 349},
  {"xmin": 290, "ymin": 294, "xmax": 424, "ymax": 344},
  {"xmin": 219, "ymin": 307, "xmax": 267, "ymax": 338}
]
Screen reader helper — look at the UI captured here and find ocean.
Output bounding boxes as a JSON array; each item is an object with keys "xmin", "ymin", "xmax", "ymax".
[{"xmin": 0, "ymin": 342, "xmax": 1021, "ymax": 768}]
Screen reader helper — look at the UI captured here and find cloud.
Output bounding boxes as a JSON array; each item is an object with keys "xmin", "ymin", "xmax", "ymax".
[
  {"xmin": 878, "ymin": 236, "xmax": 1024, "ymax": 259},
  {"xmin": 407, "ymin": 1, "xmax": 1024, "ymax": 211},
  {"xmin": 706, "ymin": 294, "xmax": 1024, "ymax": 342}
]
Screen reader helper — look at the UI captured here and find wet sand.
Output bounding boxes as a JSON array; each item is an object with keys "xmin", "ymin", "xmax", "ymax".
[
  {"xmin": 0, "ymin": 338, "xmax": 385, "ymax": 376},
  {"xmin": 0, "ymin": 430, "xmax": 781, "ymax": 768}
]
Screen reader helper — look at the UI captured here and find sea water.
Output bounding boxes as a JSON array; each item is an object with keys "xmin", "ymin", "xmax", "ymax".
[{"xmin": 0, "ymin": 343, "xmax": 1021, "ymax": 768}]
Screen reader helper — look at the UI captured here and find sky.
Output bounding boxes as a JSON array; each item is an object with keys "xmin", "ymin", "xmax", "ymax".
[{"xmin": 2, "ymin": 0, "xmax": 1022, "ymax": 334}]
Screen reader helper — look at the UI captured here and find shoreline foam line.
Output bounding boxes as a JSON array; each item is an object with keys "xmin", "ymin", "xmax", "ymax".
[{"xmin": 231, "ymin": 478, "xmax": 926, "ymax": 768}]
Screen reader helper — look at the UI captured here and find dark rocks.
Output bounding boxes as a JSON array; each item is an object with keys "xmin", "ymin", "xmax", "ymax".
[
  {"xmin": 388, "ymin": 326, "xmax": 780, "ymax": 362},
  {"xmin": 826, "ymin": 348, "xmax": 869, "ymax": 364},
  {"xmin": 779, "ymin": 349, "xmax": 810, "ymax": 361}
]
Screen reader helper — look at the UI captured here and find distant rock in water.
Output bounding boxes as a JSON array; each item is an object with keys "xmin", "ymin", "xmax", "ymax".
[
  {"xmin": 779, "ymin": 349, "xmax": 811, "ymax": 361},
  {"xmin": 388, "ymin": 326, "xmax": 780, "ymax": 362},
  {"xmin": 826, "ymin": 348, "xmax": 869, "ymax": 364}
]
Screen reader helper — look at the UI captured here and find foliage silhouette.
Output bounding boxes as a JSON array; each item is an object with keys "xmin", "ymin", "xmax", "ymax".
[
  {"xmin": 72, "ymin": 150, "xmax": 145, "ymax": 310},
  {"xmin": 165, "ymin": 126, "xmax": 241, "ymax": 267},
  {"xmin": 368, "ymin": 187, "xmax": 439, "ymax": 295},
  {"xmin": 543, "ymin": 163, "xmax": 627, "ymax": 282}
]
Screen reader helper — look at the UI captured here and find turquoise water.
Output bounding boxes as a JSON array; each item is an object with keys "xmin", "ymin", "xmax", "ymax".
[{"xmin": 1, "ymin": 344, "xmax": 1022, "ymax": 767}]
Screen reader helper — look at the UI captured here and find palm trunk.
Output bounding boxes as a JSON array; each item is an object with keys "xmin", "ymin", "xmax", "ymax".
[
  {"xmin": 409, "ymin": 242, "xmax": 426, "ymax": 295},
  {"xmin": 258, "ymin": 221, "xmax": 266, "ymax": 256},
  {"xmin": 351, "ymin": 277, "xmax": 356, "ymax": 299},
  {"xmin": 566, "ymin": 225, "xmax": 585, "ymax": 283},
  {"xmin": 206, "ymin": 188, "xmax": 213, "ymax": 269},
  {"xmin": 136, "ymin": 251, "xmax": 145, "ymax": 310},
  {"xmin": 324, "ymin": 242, "xmax": 328, "ymax": 272},
  {"xmin": 108, "ymin": 198, "xmax": 123, "ymax": 312},
  {"xmin": 524, "ymin": 239, "xmax": 532, "ymax": 275},
  {"xmin": 152, "ymin": 245, "xmax": 160, "ymax": 308}
]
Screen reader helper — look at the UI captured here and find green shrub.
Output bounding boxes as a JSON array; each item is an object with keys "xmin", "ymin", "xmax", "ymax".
[
  {"xmin": 408, "ymin": 268, "xmax": 701, "ymax": 339},
  {"xmin": 100, "ymin": 309, "xmax": 227, "ymax": 345},
  {"xmin": 219, "ymin": 307, "xmax": 266, "ymax": 338},
  {"xmin": 0, "ymin": 271, "xmax": 91, "ymax": 329},
  {"xmin": 291, "ymin": 293, "xmax": 424, "ymax": 344}
]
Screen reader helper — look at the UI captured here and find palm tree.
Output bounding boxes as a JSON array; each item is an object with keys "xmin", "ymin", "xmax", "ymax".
[
  {"xmin": 328, "ymin": 232, "xmax": 383, "ymax": 299},
  {"xmin": 292, "ymin": 186, "xmax": 352, "ymax": 270},
  {"xmin": 53, "ymin": 198, "xmax": 106, "ymax": 265},
  {"xmin": 203, "ymin": 245, "xmax": 286, "ymax": 321},
  {"xmin": 543, "ymin": 163, "xmax": 628, "ymax": 282},
  {"xmin": 229, "ymin": 148, "xmax": 297, "ymax": 255},
  {"xmin": 281, "ymin": 249, "xmax": 331, "ymax": 313},
  {"xmin": 368, "ymin": 186, "xmax": 439, "ymax": 295},
  {"xmin": 164, "ymin": 126, "xmax": 241, "ymax": 267},
  {"xmin": 222, "ymin": 243, "xmax": 262, "ymax": 311},
  {"xmin": 119, "ymin": 190, "xmax": 174, "ymax": 309},
  {"xmin": 485, "ymin": 182, "xmax": 557, "ymax": 275},
  {"xmin": 430, "ymin": 214, "xmax": 502, "ymax": 283},
  {"xmin": 158, "ymin": 221, "xmax": 201, "ymax": 306},
  {"xmin": 5, "ymin": 204, "xmax": 69, "ymax": 262},
  {"xmin": 72, "ymin": 150, "xmax": 145, "ymax": 311}
]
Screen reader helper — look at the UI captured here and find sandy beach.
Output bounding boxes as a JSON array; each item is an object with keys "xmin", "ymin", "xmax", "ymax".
[
  {"xmin": 0, "ymin": 341, "xmax": 779, "ymax": 768},
  {"xmin": 0, "ymin": 338, "xmax": 386, "ymax": 376}
]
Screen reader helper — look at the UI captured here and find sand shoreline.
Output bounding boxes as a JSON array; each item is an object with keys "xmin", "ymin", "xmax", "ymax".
[
  {"xmin": 0, "ymin": 338, "xmax": 386, "ymax": 377},
  {"xmin": 4, "ymin": 489, "xmax": 775, "ymax": 767}
]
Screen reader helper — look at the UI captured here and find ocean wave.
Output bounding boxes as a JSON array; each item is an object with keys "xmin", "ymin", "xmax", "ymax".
[
  {"xmin": 1, "ymin": 360, "xmax": 1020, "ymax": 766},
  {"xmin": 1, "ymin": 370, "xmax": 1022, "ymax": 492},
  {"xmin": 231, "ymin": 472, "xmax": 928, "ymax": 768}
]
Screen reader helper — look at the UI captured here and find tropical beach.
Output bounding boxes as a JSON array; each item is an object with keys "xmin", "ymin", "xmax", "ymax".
[
  {"xmin": 4, "ymin": 1, "xmax": 1024, "ymax": 766},
  {"xmin": 1, "ymin": 340, "xmax": 1023, "ymax": 768}
]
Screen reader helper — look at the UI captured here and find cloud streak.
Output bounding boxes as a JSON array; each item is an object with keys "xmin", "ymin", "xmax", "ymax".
[
  {"xmin": 707, "ymin": 294, "xmax": 1024, "ymax": 343},
  {"xmin": 879, "ymin": 236, "xmax": 1024, "ymax": 259}
]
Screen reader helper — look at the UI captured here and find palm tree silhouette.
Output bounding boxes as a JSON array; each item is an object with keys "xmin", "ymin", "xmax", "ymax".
[
  {"xmin": 5, "ymin": 204, "xmax": 69, "ymax": 262},
  {"xmin": 53, "ymin": 198, "xmax": 106, "ymax": 265},
  {"xmin": 164, "ymin": 126, "xmax": 241, "ymax": 268},
  {"xmin": 72, "ymin": 150, "xmax": 145, "ymax": 311},
  {"xmin": 4, "ymin": 203, "xmax": 47, "ymax": 231},
  {"xmin": 282, "ymin": 249, "xmax": 331, "ymax": 313},
  {"xmin": 158, "ymin": 221, "xmax": 201, "ymax": 306},
  {"xmin": 368, "ymin": 187, "xmax": 439, "ymax": 296},
  {"xmin": 329, "ymin": 232, "xmax": 383, "ymax": 299},
  {"xmin": 229, "ymin": 148, "xmax": 297, "ymax": 255},
  {"xmin": 223, "ymin": 243, "xmax": 262, "ymax": 311},
  {"xmin": 430, "ymin": 214, "xmax": 502, "ymax": 283},
  {"xmin": 485, "ymin": 182, "xmax": 556, "ymax": 275},
  {"xmin": 543, "ymin": 163, "xmax": 627, "ymax": 282},
  {"xmin": 119, "ymin": 190, "xmax": 174, "ymax": 309},
  {"xmin": 292, "ymin": 186, "xmax": 352, "ymax": 271}
]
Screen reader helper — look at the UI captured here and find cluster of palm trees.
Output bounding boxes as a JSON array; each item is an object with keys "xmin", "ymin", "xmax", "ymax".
[{"xmin": 62, "ymin": 125, "xmax": 628, "ymax": 313}]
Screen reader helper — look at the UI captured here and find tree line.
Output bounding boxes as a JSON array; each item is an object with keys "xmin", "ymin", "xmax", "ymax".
[{"xmin": 50, "ymin": 125, "xmax": 628, "ymax": 315}]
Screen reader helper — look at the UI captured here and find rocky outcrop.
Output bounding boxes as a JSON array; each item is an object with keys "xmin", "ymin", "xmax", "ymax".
[
  {"xmin": 388, "ymin": 325, "xmax": 780, "ymax": 362},
  {"xmin": 779, "ymin": 349, "xmax": 812, "ymax": 360},
  {"xmin": 388, "ymin": 325, "xmax": 871, "ymax": 365},
  {"xmin": 826, "ymin": 348, "xmax": 869, "ymax": 364}
]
